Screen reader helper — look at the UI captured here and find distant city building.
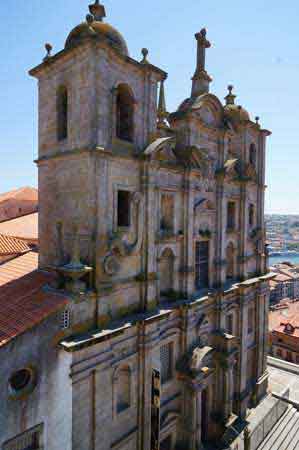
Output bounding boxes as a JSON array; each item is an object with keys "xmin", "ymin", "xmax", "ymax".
[
  {"xmin": 0, "ymin": 187, "xmax": 38, "ymax": 222},
  {"xmin": 270, "ymin": 263, "xmax": 299, "ymax": 303},
  {"xmin": 1, "ymin": 2, "xmax": 296, "ymax": 450},
  {"xmin": 269, "ymin": 300, "xmax": 299, "ymax": 364}
]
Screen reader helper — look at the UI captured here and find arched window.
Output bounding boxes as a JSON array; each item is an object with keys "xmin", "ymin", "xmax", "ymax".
[
  {"xmin": 116, "ymin": 84, "xmax": 134, "ymax": 142},
  {"xmin": 226, "ymin": 242, "xmax": 235, "ymax": 280},
  {"xmin": 249, "ymin": 143, "xmax": 256, "ymax": 167},
  {"xmin": 117, "ymin": 366, "xmax": 131, "ymax": 413},
  {"xmin": 158, "ymin": 248, "xmax": 175, "ymax": 296},
  {"xmin": 57, "ymin": 86, "xmax": 68, "ymax": 141},
  {"xmin": 249, "ymin": 204, "xmax": 255, "ymax": 227}
]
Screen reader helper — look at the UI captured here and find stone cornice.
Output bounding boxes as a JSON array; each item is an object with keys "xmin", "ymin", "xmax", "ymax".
[{"xmin": 29, "ymin": 37, "xmax": 167, "ymax": 79}]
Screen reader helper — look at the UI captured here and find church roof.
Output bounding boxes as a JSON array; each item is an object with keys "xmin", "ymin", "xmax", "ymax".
[
  {"xmin": 0, "ymin": 252, "xmax": 68, "ymax": 348},
  {"xmin": 65, "ymin": 1, "xmax": 129, "ymax": 56}
]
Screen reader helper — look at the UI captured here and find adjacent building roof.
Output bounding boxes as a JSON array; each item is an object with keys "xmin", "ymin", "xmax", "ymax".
[
  {"xmin": 269, "ymin": 300, "xmax": 299, "ymax": 336},
  {"xmin": 0, "ymin": 212, "xmax": 38, "ymax": 242},
  {"xmin": 0, "ymin": 252, "xmax": 68, "ymax": 348},
  {"xmin": 0, "ymin": 186, "xmax": 37, "ymax": 204},
  {"xmin": 0, "ymin": 234, "xmax": 31, "ymax": 256}
]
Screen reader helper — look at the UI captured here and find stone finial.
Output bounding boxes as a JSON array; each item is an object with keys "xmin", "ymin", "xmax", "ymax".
[
  {"xmin": 44, "ymin": 43, "xmax": 53, "ymax": 61},
  {"xmin": 191, "ymin": 27, "xmax": 212, "ymax": 97},
  {"xmin": 86, "ymin": 14, "xmax": 94, "ymax": 25},
  {"xmin": 255, "ymin": 116, "xmax": 260, "ymax": 125},
  {"xmin": 157, "ymin": 79, "xmax": 169, "ymax": 125},
  {"xmin": 225, "ymin": 84, "xmax": 236, "ymax": 105},
  {"xmin": 89, "ymin": 0, "xmax": 106, "ymax": 21},
  {"xmin": 140, "ymin": 48, "xmax": 149, "ymax": 64}
]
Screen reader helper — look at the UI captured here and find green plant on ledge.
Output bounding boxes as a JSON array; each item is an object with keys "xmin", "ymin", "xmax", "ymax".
[
  {"xmin": 198, "ymin": 229, "xmax": 212, "ymax": 239},
  {"xmin": 163, "ymin": 289, "xmax": 185, "ymax": 301}
]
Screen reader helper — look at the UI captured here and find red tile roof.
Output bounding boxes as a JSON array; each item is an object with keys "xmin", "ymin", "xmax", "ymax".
[
  {"xmin": 0, "ymin": 212, "xmax": 38, "ymax": 241},
  {"xmin": 0, "ymin": 252, "xmax": 68, "ymax": 347},
  {"xmin": 269, "ymin": 300, "xmax": 299, "ymax": 337},
  {"xmin": 0, "ymin": 186, "xmax": 38, "ymax": 203},
  {"xmin": 274, "ymin": 273, "xmax": 292, "ymax": 282},
  {"xmin": 0, "ymin": 234, "xmax": 31, "ymax": 256}
]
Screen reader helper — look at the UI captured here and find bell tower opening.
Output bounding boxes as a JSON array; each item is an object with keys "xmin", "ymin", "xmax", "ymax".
[{"xmin": 116, "ymin": 84, "xmax": 134, "ymax": 142}]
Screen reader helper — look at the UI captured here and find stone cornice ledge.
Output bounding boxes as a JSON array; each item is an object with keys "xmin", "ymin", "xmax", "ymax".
[{"xmin": 35, "ymin": 145, "xmax": 111, "ymax": 164}]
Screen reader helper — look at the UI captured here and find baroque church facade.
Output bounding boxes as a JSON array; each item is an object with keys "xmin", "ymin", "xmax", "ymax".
[{"xmin": 1, "ymin": 2, "xmax": 273, "ymax": 450}]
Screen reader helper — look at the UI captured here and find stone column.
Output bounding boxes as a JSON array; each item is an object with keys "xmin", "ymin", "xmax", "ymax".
[
  {"xmin": 142, "ymin": 160, "xmax": 158, "ymax": 311},
  {"xmin": 181, "ymin": 379, "xmax": 204, "ymax": 450},
  {"xmin": 254, "ymin": 288, "xmax": 269, "ymax": 401},
  {"xmin": 183, "ymin": 169, "xmax": 195, "ymax": 297},
  {"xmin": 237, "ymin": 288, "xmax": 248, "ymax": 418},
  {"xmin": 223, "ymin": 366, "xmax": 233, "ymax": 421},
  {"xmin": 239, "ymin": 182, "xmax": 247, "ymax": 281},
  {"xmin": 215, "ymin": 174, "xmax": 226, "ymax": 286}
]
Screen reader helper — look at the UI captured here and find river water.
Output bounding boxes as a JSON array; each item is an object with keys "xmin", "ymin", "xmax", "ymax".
[{"xmin": 269, "ymin": 255, "xmax": 299, "ymax": 266}]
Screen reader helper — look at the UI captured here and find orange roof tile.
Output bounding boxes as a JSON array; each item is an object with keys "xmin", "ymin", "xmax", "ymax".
[
  {"xmin": 0, "ymin": 186, "xmax": 38, "ymax": 203},
  {"xmin": 274, "ymin": 273, "xmax": 292, "ymax": 282},
  {"xmin": 269, "ymin": 300, "xmax": 299, "ymax": 336},
  {"xmin": 0, "ymin": 234, "xmax": 31, "ymax": 256},
  {"xmin": 0, "ymin": 252, "xmax": 68, "ymax": 347},
  {"xmin": 0, "ymin": 212, "xmax": 38, "ymax": 241}
]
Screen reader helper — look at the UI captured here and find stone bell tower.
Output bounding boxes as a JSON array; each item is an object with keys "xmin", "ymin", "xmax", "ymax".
[{"xmin": 30, "ymin": 1, "xmax": 166, "ymax": 276}]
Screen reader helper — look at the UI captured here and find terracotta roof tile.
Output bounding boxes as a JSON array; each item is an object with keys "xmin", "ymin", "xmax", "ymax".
[
  {"xmin": 0, "ymin": 212, "xmax": 38, "ymax": 241},
  {"xmin": 0, "ymin": 234, "xmax": 31, "ymax": 256},
  {"xmin": 0, "ymin": 187, "xmax": 38, "ymax": 203},
  {"xmin": 274, "ymin": 273, "xmax": 292, "ymax": 282},
  {"xmin": 0, "ymin": 252, "xmax": 68, "ymax": 347},
  {"xmin": 269, "ymin": 300, "xmax": 299, "ymax": 336}
]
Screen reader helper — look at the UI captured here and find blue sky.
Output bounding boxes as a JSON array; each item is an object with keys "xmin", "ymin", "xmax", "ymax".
[{"xmin": 1, "ymin": 0, "xmax": 298, "ymax": 213}]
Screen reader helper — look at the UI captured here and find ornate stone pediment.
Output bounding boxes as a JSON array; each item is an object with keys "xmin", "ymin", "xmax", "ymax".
[
  {"xmin": 194, "ymin": 198, "xmax": 215, "ymax": 213},
  {"xmin": 143, "ymin": 137, "xmax": 177, "ymax": 163},
  {"xmin": 177, "ymin": 345, "xmax": 214, "ymax": 378}
]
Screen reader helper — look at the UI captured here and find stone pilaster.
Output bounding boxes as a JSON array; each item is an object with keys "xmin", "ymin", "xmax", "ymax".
[
  {"xmin": 239, "ymin": 182, "xmax": 247, "ymax": 281},
  {"xmin": 215, "ymin": 175, "xmax": 226, "ymax": 286},
  {"xmin": 183, "ymin": 170, "xmax": 195, "ymax": 297}
]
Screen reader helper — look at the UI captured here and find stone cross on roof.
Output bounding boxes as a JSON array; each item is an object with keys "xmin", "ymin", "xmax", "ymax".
[
  {"xmin": 191, "ymin": 28, "xmax": 213, "ymax": 97},
  {"xmin": 89, "ymin": 0, "xmax": 106, "ymax": 21},
  {"xmin": 195, "ymin": 28, "xmax": 211, "ymax": 72}
]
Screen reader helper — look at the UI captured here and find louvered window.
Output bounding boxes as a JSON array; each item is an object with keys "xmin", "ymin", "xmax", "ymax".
[
  {"xmin": 195, "ymin": 241, "xmax": 209, "ymax": 289},
  {"xmin": 160, "ymin": 343, "xmax": 173, "ymax": 384}
]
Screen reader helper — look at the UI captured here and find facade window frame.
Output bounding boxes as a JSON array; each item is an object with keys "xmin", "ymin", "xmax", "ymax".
[
  {"xmin": 195, "ymin": 241, "xmax": 209, "ymax": 290},
  {"xmin": 227, "ymin": 201, "xmax": 236, "ymax": 232}
]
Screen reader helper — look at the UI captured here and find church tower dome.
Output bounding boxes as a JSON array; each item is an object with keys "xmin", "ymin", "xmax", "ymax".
[{"xmin": 65, "ymin": 1, "xmax": 129, "ymax": 56}]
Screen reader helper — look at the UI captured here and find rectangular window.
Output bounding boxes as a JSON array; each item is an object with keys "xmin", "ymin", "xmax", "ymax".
[
  {"xmin": 248, "ymin": 307, "xmax": 254, "ymax": 334},
  {"xmin": 160, "ymin": 194, "xmax": 174, "ymax": 232},
  {"xmin": 249, "ymin": 204, "xmax": 255, "ymax": 227},
  {"xmin": 61, "ymin": 309, "xmax": 70, "ymax": 329},
  {"xmin": 227, "ymin": 201, "xmax": 236, "ymax": 231},
  {"xmin": 3, "ymin": 424, "xmax": 43, "ymax": 450},
  {"xmin": 195, "ymin": 241, "xmax": 209, "ymax": 289},
  {"xmin": 117, "ymin": 190, "xmax": 130, "ymax": 227},
  {"xmin": 160, "ymin": 343, "xmax": 173, "ymax": 384},
  {"xmin": 226, "ymin": 313, "xmax": 234, "ymax": 335}
]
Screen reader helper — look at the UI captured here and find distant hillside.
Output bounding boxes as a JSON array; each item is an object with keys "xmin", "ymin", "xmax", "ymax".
[{"xmin": 0, "ymin": 187, "xmax": 38, "ymax": 222}]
